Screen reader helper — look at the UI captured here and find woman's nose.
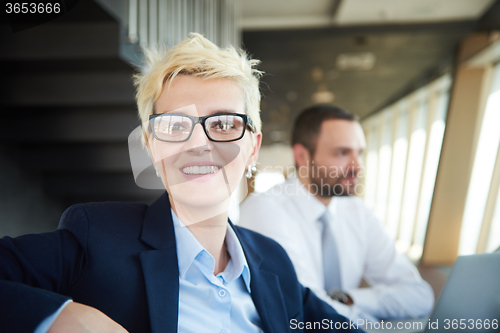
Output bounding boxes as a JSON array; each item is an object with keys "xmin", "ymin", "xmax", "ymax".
[{"xmin": 185, "ymin": 123, "xmax": 211, "ymax": 154}]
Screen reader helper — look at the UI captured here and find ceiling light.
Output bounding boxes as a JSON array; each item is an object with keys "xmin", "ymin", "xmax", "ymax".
[{"xmin": 336, "ymin": 52, "xmax": 376, "ymax": 71}]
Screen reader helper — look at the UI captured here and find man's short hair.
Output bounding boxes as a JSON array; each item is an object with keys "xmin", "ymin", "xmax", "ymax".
[
  {"xmin": 133, "ymin": 33, "xmax": 263, "ymax": 143},
  {"xmin": 291, "ymin": 104, "xmax": 358, "ymax": 157}
]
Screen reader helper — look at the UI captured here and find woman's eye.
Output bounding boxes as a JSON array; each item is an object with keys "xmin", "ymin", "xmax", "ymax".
[
  {"xmin": 213, "ymin": 122, "xmax": 234, "ymax": 131},
  {"xmin": 159, "ymin": 122, "xmax": 186, "ymax": 134}
]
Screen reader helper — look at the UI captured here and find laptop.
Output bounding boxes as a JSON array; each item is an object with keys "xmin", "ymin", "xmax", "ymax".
[
  {"xmin": 424, "ymin": 252, "xmax": 500, "ymax": 332},
  {"xmin": 362, "ymin": 252, "xmax": 500, "ymax": 333}
]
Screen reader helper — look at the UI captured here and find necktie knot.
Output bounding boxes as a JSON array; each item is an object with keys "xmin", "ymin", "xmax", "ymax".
[{"xmin": 319, "ymin": 211, "xmax": 330, "ymax": 229}]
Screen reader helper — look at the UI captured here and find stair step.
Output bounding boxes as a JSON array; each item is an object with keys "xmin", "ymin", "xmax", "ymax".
[
  {"xmin": 1, "ymin": 70, "xmax": 137, "ymax": 106},
  {"xmin": 0, "ymin": 22, "xmax": 121, "ymax": 61},
  {"xmin": 13, "ymin": 143, "xmax": 133, "ymax": 172},
  {"xmin": 0, "ymin": 58, "xmax": 135, "ymax": 74},
  {"xmin": 1, "ymin": 108, "xmax": 140, "ymax": 142},
  {"xmin": 43, "ymin": 172, "xmax": 164, "ymax": 200}
]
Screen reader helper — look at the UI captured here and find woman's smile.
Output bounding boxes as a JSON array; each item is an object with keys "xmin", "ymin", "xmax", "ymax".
[{"xmin": 178, "ymin": 160, "xmax": 223, "ymax": 182}]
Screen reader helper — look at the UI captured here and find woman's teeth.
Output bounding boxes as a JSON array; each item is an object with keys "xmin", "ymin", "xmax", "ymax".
[{"xmin": 182, "ymin": 166, "xmax": 220, "ymax": 175}]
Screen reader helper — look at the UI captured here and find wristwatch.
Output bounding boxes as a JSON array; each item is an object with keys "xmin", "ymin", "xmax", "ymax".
[{"xmin": 329, "ymin": 290, "xmax": 351, "ymax": 304}]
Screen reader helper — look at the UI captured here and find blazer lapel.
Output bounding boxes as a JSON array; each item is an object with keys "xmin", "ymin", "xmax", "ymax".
[
  {"xmin": 233, "ymin": 225, "xmax": 289, "ymax": 333},
  {"xmin": 139, "ymin": 192, "xmax": 179, "ymax": 333}
]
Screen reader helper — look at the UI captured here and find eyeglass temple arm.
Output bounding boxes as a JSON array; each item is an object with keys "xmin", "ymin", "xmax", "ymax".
[{"xmin": 247, "ymin": 117, "xmax": 256, "ymax": 132}]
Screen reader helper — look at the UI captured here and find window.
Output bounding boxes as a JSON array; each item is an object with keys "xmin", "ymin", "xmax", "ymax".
[
  {"xmin": 254, "ymin": 172, "xmax": 286, "ymax": 193},
  {"xmin": 486, "ymin": 189, "xmax": 500, "ymax": 252},
  {"xmin": 459, "ymin": 62, "xmax": 500, "ymax": 255},
  {"xmin": 361, "ymin": 74, "xmax": 451, "ymax": 260}
]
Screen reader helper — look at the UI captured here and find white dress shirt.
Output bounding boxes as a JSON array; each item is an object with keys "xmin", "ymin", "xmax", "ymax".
[{"xmin": 238, "ymin": 177, "xmax": 434, "ymax": 321}]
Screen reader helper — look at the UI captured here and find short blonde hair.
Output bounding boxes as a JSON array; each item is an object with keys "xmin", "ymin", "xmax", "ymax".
[{"xmin": 133, "ymin": 33, "xmax": 263, "ymax": 142}]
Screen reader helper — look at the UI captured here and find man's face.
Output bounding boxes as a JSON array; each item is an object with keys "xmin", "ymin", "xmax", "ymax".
[{"xmin": 309, "ymin": 119, "xmax": 366, "ymax": 197}]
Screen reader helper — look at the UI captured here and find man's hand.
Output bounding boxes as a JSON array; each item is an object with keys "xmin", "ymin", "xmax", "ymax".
[
  {"xmin": 48, "ymin": 302, "xmax": 129, "ymax": 333},
  {"xmin": 329, "ymin": 290, "xmax": 354, "ymax": 306},
  {"xmin": 343, "ymin": 293, "xmax": 354, "ymax": 305}
]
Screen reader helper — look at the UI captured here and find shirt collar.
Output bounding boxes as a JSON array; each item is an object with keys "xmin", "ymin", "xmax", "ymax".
[
  {"xmin": 223, "ymin": 223, "xmax": 252, "ymax": 291},
  {"xmin": 288, "ymin": 176, "xmax": 338, "ymax": 223},
  {"xmin": 171, "ymin": 209, "xmax": 252, "ymax": 292}
]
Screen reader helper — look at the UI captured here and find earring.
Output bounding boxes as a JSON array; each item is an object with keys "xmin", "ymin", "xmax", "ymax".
[
  {"xmin": 155, "ymin": 168, "xmax": 160, "ymax": 177},
  {"xmin": 246, "ymin": 164, "xmax": 257, "ymax": 179}
]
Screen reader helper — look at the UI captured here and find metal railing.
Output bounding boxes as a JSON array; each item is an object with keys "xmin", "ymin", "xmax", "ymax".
[{"xmin": 128, "ymin": 0, "xmax": 239, "ymax": 50}]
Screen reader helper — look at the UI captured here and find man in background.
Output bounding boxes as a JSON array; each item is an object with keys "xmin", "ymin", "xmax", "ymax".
[{"xmin": 239, "ymin": 104, "xmax": 434, "ymax": 321}]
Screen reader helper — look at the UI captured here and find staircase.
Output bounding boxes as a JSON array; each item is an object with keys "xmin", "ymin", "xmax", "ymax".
[{"xmin": 0, "ymin": 0, "xmax": 163, "ymax": 234}]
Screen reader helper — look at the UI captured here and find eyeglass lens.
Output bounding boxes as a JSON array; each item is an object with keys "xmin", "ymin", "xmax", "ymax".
[{"xmin": 152, "ymin": 114, "xmax": 246, "ymax": 142}]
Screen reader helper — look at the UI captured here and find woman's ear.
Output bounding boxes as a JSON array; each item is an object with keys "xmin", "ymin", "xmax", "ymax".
[
  {"xmin": 143, "ymin": 132, "xmax": 158, "ymax": 165},
  {"xmin": 247, "ymin": 132, "xmax": 262, "ymax": 166}
]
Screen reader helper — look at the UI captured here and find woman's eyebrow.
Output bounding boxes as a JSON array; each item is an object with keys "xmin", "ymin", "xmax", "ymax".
[
  {"xmin": 162, "ymin": 108, "xmax": 239, "ymax": 115},
  {"xmin": 206, "ymin": 109, "xmax": 238, "ymax": 115}
]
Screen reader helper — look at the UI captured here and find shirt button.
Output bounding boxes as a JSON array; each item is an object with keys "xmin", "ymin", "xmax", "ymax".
[
  {"xmin": 221, "ymin": 330, "xmax": 227, "ymax": 333},
  {"xmin": 218, "ymin": 289, "xmax": 226, "ymax": 297}
]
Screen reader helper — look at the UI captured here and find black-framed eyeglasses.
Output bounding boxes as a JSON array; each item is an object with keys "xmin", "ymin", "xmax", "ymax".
[{"xmin": 149, "ymin": 112, "xmax": 255, "ymax": 143}]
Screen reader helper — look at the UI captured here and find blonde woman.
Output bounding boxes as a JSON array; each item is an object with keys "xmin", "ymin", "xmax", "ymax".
[{"xmin": 0, "ymin": 34, "xmax": 363, "ymax": 333}]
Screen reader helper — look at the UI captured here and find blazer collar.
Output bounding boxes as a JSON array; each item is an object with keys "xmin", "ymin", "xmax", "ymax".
[
  {"xmin": 233, "ymin": 226, "xmax": 289, "ymax": 333},
  {"xmin": 139, "ymin": 192, "xmax": 179, "ymax": 333},
  {"xmin": 140, "ymin": 191, "xmax": 176, "ymax": 250}
]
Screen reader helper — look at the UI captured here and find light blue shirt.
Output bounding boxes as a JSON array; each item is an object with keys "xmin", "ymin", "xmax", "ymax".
[
  {"xmin": 172, "ymin": 209, "xmax": 262, "ymax": 333},
  {"xmin": 34, "ymin": 299, "xmax": 72, "ymax": 333}
]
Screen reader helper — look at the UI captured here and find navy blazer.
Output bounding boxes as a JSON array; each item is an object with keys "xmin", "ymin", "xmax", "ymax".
[{"xmin": 0, "ymin": 192, "xmax": 363, "ymax": 333}]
